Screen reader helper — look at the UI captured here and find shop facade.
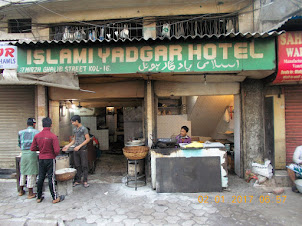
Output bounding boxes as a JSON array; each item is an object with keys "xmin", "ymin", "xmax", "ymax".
[
  {"xmin": 1, "ymin": 33, "xmax": 279, "ymax": 179},
  {"xmin": 0, "ymin": 85, "xmax": 35, "ymax": 168},
  {"xmin": 271, "ymin": 30, "xmax": 302, "ymax": 168}
]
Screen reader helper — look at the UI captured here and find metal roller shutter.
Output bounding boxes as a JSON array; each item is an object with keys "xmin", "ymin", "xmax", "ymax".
[
  {"xmin": 284, "ymin": 86, "xmax": 302, "ymax": 164},
  {"xmin": 0, "ymin": 86, "xmax": 35, "ymax": 168}
]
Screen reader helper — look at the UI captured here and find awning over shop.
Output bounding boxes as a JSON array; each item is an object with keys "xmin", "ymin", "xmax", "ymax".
[
  {"xmin": 0, "ymin": 71, "xmax": 80, "ymax": 90},
  {"xmin": 8, "ymin": 31, "xmax": 283, "ymax": 46},
  {"xmin": 270, "ymin": 15, "xmax": 302, "ymax": 32}
]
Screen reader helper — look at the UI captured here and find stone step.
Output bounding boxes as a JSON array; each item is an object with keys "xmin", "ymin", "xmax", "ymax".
[{"xmin": 273, "ymin": 170, "xmax": 292, "ymax": 187}]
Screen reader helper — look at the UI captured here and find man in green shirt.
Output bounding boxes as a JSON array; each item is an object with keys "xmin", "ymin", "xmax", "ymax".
[{"xmin": 18, "ymin": 118, "xmax": 40, "ymax": 198}]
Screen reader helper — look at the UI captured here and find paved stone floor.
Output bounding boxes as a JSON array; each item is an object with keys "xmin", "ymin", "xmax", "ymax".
[
  {"xmin": 89, "ymin": 154, "xmax": 127, "ymax": 183},
  {"xmin": 0, "ymin": 175, "xmax": 301, "ymax": 226},
  {"xmin": 0, "ymin": 154, "xmax": 301, "ymax": 225}
]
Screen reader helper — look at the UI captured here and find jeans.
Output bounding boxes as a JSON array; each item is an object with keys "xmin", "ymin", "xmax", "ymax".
[{"xmin": 73, "ymin": 149, "xmax": 89, "ymax": 183}]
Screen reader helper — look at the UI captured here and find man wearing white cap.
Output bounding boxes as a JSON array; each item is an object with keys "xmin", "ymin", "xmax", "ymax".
[{"xmin": 18, "ymin": 118, "xmax": 40, "ymax": 198}]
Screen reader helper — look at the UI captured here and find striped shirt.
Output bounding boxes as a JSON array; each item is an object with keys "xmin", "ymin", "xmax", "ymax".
[{"xmin": 18, "ymin": 126, "xmax": 40, "ymax": 150}]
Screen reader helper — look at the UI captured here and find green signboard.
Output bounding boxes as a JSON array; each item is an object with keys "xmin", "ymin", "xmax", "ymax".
[{"xmin": 17, "ymin": 39, "xmax": 275, "ymax": 74}]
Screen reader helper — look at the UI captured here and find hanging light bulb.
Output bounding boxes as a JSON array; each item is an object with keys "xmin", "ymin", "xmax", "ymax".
[{"xmin": 69, "ymin": 100, "xmax": 76, "ymax": 112}]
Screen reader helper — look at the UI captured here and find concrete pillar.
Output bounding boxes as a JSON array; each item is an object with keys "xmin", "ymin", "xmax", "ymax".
[
  {"xmin": 241, "ymin": 79, "xmax": 265, "ymax": 173},
  {"xmin": 49, "ymin": 100, "xmax": 60, "ymax": 137},
  {"xmin": 234, "ymin": 94, "xmax": 242, "ymax": 177},
  {"xmin": 144, "ymin": 81, "xmax": 156, "ymax": 147},
  {"xmin": 57, "ymin": 180, "xmax": 73, "ymax": 196},
  {"xmin": 35, "ymin": 85, "xmax": 48, "ymax": 131}
]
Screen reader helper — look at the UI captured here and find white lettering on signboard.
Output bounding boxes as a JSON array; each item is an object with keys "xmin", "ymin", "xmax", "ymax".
[
  {"xmin": 188, "ymin": 44, "xmax": 202, "ymax": 60},
  {"xmin": 22, "ymin": 41, "xmax": 267, "ymax": 74},
  {"xmin": 126, "ymin": 47, "xmax": 138, "ymax": 62},
  {"xmin": 98, "ymin": 48, "xmax": 110, "ymax": 63},
  {"xmin": 234, "ymin": 43, "xmax": 248, "ymax": 59},
  {"xmin": 0, "ymin": 46, "xmax": 17, "ymax": 69}
]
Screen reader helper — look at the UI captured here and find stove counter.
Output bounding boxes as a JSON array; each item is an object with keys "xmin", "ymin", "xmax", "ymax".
[{"xmin": 150, "ymin": 147, "xmax": 228, "ymax": 191}]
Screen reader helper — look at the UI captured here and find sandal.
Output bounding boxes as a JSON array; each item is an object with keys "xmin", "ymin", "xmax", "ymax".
[
  {"xmin": 37, "ymin": 197, "xmax": 44, "ymax": 203},
  {"xmin": 18, "ymin": 190, "xmax": 25, "ymax": 196},
  {"xmin": 83, "ymin": 183, "xmax": 90, "ymax": 188},
  {"xmin": 52, "ymin": 195, "xmax": 65, "ymax": 204},
  {"xmin": 292, "ymin": 185, "xmax": 299, "ymax": 193},
  {"xmin": 27, "ymin": 193, "xmax": 37, "ymax": 199},
  {"xmin": 73, "ymin": 182, "xmax": 81, "ymax": 187}
]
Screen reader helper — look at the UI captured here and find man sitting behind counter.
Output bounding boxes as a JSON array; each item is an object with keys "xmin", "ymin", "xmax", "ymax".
[{"xmin": 176, "ymin": 126, "xmax": 192, "ymax": 144}]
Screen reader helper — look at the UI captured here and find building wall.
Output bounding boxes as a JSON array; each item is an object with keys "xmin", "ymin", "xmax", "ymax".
[
  {"xmin": 1, "ymin": 0, "xmax": 299, "ymax": 41},
  {"xmin": 0, "ymin": 0, "xmax": 255, "ymax": 41},
  {"xmin": 257, "ymin": 0, "xmax": 301, "ymax": 32},
  {"xmin": 124, "ymin": 106, "xmax": 144, "ymax": 142},
  {"xmin": 49, "ymin": 100, "xmax": 60, "ymax": 136},
  {"xmin": 211, "ymin": 98, "xmax": 235, "ymax": 141},
  {"xmin": 59, "ymin": 110, "xmax": 72, "ymax": 143},
  {"xmin": 157, "ymin": 115, "xmax": 191, "ymax": 138},
  {"xmin": 186, "ymin": 96, "xmax": 198, "ymax": 121},
  {"xmin": 189, "ymin": 95, "xmax": 234, "ymax": 138}
]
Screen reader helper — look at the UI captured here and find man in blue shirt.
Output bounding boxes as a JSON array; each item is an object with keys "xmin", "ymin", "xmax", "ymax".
[{"xmin": 18, "ymin": 118, "xmax": 40, "ymax": 198}]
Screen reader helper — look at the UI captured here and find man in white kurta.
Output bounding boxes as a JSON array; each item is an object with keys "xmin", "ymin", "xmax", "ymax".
[{"xmin": 287, "ymin": 145, "xmax": 302, "ymax": 193}]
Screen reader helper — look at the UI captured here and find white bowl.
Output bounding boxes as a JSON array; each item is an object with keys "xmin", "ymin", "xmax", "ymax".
[
  {"xmin": 294, "ymin": 179, "xmax": 302, "ymax": 193},
  {"xmin": 131, "ymin": 140, "xmax": 142, "ymax": 144}
]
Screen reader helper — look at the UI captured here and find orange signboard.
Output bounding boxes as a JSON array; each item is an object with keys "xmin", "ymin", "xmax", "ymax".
[{"xmin": 274, "ymin": 31, "xmax": 302, "ymax": 84}]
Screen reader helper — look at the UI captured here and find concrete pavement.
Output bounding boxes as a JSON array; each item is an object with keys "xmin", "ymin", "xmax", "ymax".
[{"xmin": 0, "ymin": 175, "xmax": 301, "ymax": 226}]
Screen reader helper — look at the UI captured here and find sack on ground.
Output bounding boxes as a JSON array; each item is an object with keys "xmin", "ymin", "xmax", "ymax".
[{"xmin": 252, "ymin": 160, "xmax": 273, "ymax": 179}]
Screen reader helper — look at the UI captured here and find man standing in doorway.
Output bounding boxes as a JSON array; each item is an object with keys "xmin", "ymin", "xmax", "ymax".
[
  {"xmin": 31, "ymin": 117, "xmax": 64, "ymax": 203},
  {"xmin": 18, "ymin": 118, "xmax": 39, "ymax": 198},
  {"xmin": 63, "ymin": 115, "xmax": 90, "ymax": 188}
]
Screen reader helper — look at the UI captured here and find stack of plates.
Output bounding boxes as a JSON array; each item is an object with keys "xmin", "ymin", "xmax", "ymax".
[
  {"xmin": 179, "ymin": 143, "xmax": 188, "ymax": 148},
  {"xmin": 125, "ymin": 139, "xmax": 145, "ymax": 147}
]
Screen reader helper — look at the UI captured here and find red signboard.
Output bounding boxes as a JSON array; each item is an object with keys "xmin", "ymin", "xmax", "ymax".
[{"xmin": 274, "ymin": 31, "xmax": 302, "ymax": 84}]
